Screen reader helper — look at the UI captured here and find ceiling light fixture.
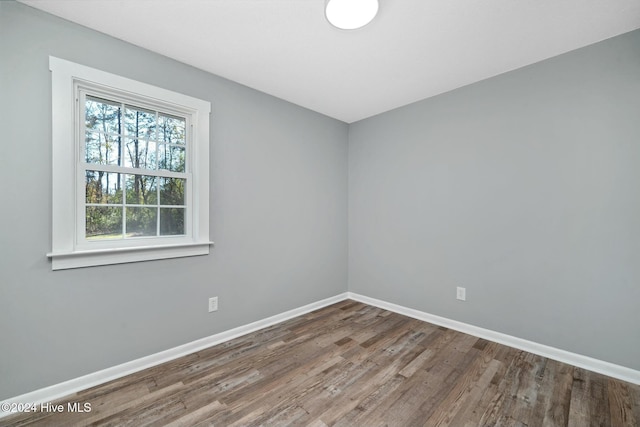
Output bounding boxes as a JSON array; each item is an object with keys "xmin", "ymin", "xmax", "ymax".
[{"xmin": 325, "ymin": 0, "xmax": 379, "ymax": 30}]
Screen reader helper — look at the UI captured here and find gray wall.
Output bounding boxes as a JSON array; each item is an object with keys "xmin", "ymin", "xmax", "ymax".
[
  {"xmin": 0, "ymin": 2, "xmax": 348, "ymax": 400},
  {"xmin": 349, "ymin": 30, "xmax": 640, "ymax": 370}
]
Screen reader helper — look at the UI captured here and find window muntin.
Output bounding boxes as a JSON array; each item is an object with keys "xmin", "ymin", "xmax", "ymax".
[{"xmin": 79, "ymin": 93, "xmax": 189, "ymax": 243}]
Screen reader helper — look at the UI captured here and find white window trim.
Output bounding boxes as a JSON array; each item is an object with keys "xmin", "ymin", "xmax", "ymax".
[{"xmin": 48, "ymin": 56, "xmax": 212, "ymax": 270}]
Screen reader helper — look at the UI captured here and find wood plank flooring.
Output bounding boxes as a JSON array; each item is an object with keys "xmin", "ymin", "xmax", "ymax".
[{"xmin": 4, "ymin": 300, "xmax": 640, "ymax": 426}]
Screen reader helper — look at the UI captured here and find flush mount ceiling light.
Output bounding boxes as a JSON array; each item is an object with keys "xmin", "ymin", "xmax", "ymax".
[{"xmin": 325, "ymin": 0, "xmax": 379, "ymax": 30}]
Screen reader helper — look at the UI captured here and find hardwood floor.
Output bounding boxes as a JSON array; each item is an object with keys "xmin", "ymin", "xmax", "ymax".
[{"xmin": 4, "ymin": 300, "xmax": 640, "ymax": 426}]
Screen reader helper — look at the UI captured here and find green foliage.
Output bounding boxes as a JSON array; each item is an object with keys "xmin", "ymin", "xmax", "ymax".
[
  {"xmin": 160, "ymin": 208, "xmax": 185, "ymax": 235},
  {"xmin": 126, "ymin": 207, "xmax": 157, "ymax": 237},
  {"xmin": 86, "ymin": 206, "xmax": 122, "ymax": 239}
]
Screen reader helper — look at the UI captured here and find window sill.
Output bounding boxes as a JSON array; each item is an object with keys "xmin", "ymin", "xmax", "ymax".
[{"xmin": 47, "ymin": 242, "xmax": 214, "ymax": 270}]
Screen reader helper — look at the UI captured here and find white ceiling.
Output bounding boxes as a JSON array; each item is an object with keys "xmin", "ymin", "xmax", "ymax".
[{"xmin": 19, "ymin": 0, "xmax": 640, "ymax": 123}]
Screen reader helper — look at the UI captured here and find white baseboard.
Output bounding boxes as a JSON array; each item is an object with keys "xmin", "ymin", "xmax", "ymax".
[
  {"xmin": 0, "ymin": 292, "xmax": 349, "ymax": 419},
  {"xmin": 3, "ymin": 290, "xmax": 638, "ymax": 419},
  {"xmin": 347, "ymin": 292, "xmax": 640, "ymax": 386}
]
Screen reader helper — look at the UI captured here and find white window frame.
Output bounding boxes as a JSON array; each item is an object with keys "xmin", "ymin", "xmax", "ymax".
[{"xmin": 48, "ymin": 57, "xmax": 212, "ymax": 270}]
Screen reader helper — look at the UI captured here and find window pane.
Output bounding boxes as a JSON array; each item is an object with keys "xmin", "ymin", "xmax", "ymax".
[
  {"xmin": 160, "ymin": 177, "xmax": 185, "ymax": 205},
  {"xmin": 124, "ymin": 138, "xmax": 157, "ymax": 170},
  {"xmin": 86, "ymin": 206, "xmax": 122, "ymax": 240},
  {"xmin": 125, "ymin": 174, "xmax": 158, "ymax": 205},
  {"xmin": 159, "ymin": 115, "xmax": 185, "ymax": 144},
  {"xmin": 125, "ymin": 106, "xmax": 156, "ymax": 139},
  {"xmin": 160, "ymin": 208, "xmax": 185, "ymax": 235},
  {"xmin": 85, "ymin": 132, "xmax": 122, "ymax": 165},
  {"xmin": 159, "ymin": 145, "xmax": 185, "ymax": 172},
  {"xmin": 126, "ymin": 207, "xmax": 157, "ymax": 237},
  {"xmin": 86, "ymin": 171, "xmax": 122, "ymax": 204},
  {"xmin": 85, "ymin": 97, "xmax": 121, "ymax": 134}
]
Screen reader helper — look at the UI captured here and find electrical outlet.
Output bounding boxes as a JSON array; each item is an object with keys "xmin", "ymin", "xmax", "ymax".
[
  {"xmin": 456, "ymin": 287, "xmax": 466, "ymax": 301},
  {"xmin": 208, "ymin": 296, "xmax": 218, "ymax": 312}
]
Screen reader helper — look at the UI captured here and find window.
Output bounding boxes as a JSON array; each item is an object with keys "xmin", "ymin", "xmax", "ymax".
[
  {"xmin": 83, "ymin": 96, "xmax": 188, "ymax": 240},
  {"xmin": 48, "ymin": 57, "xmax": 211, "ymax": 270}
]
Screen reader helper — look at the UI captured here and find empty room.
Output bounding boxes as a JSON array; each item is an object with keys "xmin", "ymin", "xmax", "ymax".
[{"xmin": 1, "ymin": 0, "xmax": 639, "ymax": 425}]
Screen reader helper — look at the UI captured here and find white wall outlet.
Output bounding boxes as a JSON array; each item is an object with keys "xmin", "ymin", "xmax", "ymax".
[
  {"xmin": 456, "ymin": 287, "xmax": 466, "ymax": 301},
  {"xmin": 208, "ymin": 296, "xmax": 218, "ymax": 312}
]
